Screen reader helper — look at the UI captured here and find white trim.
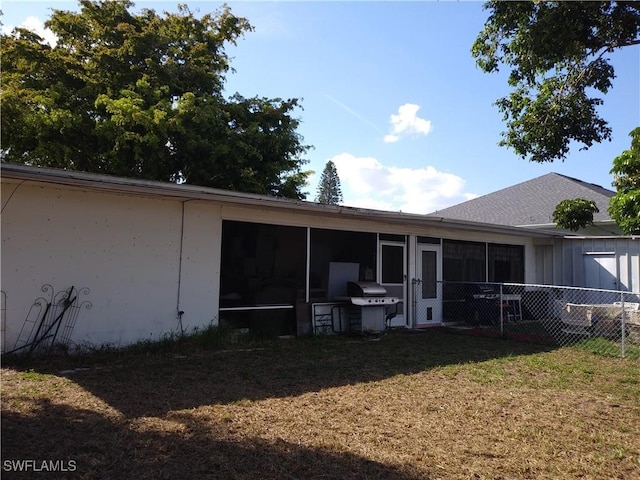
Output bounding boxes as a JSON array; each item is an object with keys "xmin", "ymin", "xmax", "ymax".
[
  {"xmin": 219, "ymin": 305, "xmax": 294, "ymax": 312},
  {"xmin": 305, "ymin": 227, "xmax": 311, "ymax": 303},
  {"xmin": 415, "ymin": 243, "xmax": 443, "ymax": 325},
  {"xmin": 1, "ymin": 163, "xmax": 561, "ymax": 238},
  {"xmin": 378, "ymin": 238, "xmax": 408, "ymax": 328}
]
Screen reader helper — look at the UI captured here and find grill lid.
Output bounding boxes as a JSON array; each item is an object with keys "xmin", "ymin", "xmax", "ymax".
[{"xmin": 347, "ymin": 281, "xmax": 387, "ymax": 297}]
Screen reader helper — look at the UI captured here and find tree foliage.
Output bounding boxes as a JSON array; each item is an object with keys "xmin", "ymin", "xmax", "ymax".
[
  {"xmin": 552, "ymin": 198, "xmax": 599, "ymax": 232},
  {"xmin": 473, "ymin": 1, "xmax": 640, "ymax": 163},
  {"xmin": 0, "ymin": 0, "xmax": 311, "ymax": 199},
  {"xmin": 315, "ymin": 160, "xmax": 343, "ymax": 205},
  {"xmin": 609, "ymin": 128, "xmax": 640, "ymax": 234}
]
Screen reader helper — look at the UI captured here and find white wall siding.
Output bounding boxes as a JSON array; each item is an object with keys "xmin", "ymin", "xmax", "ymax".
[
  {"xmin": 612, "ymin": 238, "xmax": 640, "ymax": 292},
  {"xmin": 558, "ymin": 237, "xmax": 640, "ymax": 292},
  {"xmin": 1, "ymin": 182, "xmax": 218, "ymax": 349},
  {"xmin": 176, "ymin": 201, "xmax": 223, "ymax": 331},
  {"xmin": 534, "ymin": 244, "xmax": 554, "ymax": 285}
]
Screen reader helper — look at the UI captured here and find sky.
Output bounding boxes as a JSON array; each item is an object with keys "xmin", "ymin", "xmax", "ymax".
[{"xmin": 2, "ymin": 1, "xmax": 639, "ymax": 214}]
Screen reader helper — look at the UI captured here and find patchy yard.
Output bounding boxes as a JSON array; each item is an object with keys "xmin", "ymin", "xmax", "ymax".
[{"xmin": 2, "ymin": 329, "xmax": 639, "ymax": 479}]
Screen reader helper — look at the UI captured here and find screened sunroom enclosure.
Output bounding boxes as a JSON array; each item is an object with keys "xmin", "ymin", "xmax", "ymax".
[{"xmin": 218, "ymin": 220, "xmax": 526, "ymax": 335}]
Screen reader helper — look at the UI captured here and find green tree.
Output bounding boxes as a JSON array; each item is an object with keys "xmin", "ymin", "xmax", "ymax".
[
  {"xmin": 609, "ymin": 128, "xmax": 640, "ymax": 234},
  {"xmin": 0, "ymin": 0, "xmax": 311, "ymax": 199},
  {"xmin": 552, "ymin": 198, "xmax": 599, "ymax": 232},
  {"xmin": 473, "ymin": 1, "xmax": 640, "ymax": 163},
  {"xmin": 315, "ymin": 160, "xmax": 343, "ymax": 205}
]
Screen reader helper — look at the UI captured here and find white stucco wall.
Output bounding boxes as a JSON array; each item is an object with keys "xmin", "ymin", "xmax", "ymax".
[
  {"xmin": 1, "ymin": 181, "xmax": 221, "ymax": 351},
  {"xmin": 177, "ymin": 201, "xmax": 222, "ymax": 331}
]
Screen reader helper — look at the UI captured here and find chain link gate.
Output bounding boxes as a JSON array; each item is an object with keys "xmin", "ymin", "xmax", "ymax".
[{"xmin": 436, "ymin": 281, "xmax": 640, "ymax": 359}]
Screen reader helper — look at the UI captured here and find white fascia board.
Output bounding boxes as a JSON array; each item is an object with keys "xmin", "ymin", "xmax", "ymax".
[{"xmin": 1, "ymin": 163, "xmax": 560, "ymax": 238}]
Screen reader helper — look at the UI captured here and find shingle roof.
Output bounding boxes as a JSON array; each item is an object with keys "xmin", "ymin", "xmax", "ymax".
[{"xmin": 428, "ymin": 173, "xmax": 614, "ymax": 227}]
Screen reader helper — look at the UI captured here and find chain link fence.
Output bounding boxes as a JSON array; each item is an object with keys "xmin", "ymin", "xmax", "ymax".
[{"xmin": 423, "ymin": 282, "xmax": 640, "ymax": 359}]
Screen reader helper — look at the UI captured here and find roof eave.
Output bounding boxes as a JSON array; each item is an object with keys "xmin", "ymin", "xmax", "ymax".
[{"xmin": 1, "ymin": 163, "xmax": 561, "ymax": 238}]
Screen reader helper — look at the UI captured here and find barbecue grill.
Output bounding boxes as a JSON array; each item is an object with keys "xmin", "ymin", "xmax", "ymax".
[
  {"xmin": 467, "ymin": 283, "xmax": 500, "ymax": 324},
  {"xmin": 345, "ymin": 281, "xmax": 400, "ymax": 332}
]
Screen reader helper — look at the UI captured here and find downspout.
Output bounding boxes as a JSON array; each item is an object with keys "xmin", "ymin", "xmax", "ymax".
[
  {"xmin": 1, "ymin": 180, "xmax": 26, "ymax": 213},
  {"xmin": 176, "ymin": 200, "xmax": 190, "ymax": 333}
]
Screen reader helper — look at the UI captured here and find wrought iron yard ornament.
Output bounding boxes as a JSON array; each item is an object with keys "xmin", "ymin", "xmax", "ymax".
[{"xmin": 8, "ymin": 284, "xmax": 92, "ymax": 356}]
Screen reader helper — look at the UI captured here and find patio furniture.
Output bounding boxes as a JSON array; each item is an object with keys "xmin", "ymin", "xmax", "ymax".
[
  {"xmin": 614, "ymin": 302, "xmax": 640, "ymax": 342},
  {"xmin": 502, "ymin": 294, "xmax": 522, "ymax": 322},
  {"xmin": 561, "ymin": 303, "xmax": 593, "ymax": 336},
  {"xmin": 561, "ymin": 302, "xmax": 640, "ymax": 340}
]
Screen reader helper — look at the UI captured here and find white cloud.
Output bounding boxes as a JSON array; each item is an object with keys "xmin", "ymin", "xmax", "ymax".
[
  {"xmin": 384, "ymin": 103, "xmax": 432, "ymax": 143},
  {"xmin": 330, "ymin": 153, "xmax": 476, "ymax": 214},
  {"xmin": 330, "ymin": 153, "xmax": 391, "ymax": 195},
  {"xmin": 2, "ymin": 16, "xmax": 58, "ymax": 47}
]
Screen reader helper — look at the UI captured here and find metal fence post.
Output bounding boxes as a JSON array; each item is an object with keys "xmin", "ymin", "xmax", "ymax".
[
  {"xmin": 415, "ymin": 280, "xmax": 419, "ymax": 328},
  {"xmin": 499, "ymin": 283, "xmax": 504, "ymax": 337},
  {"xmin": 621, "ymin": 291, "xmax": 626, "ymax": 359}
]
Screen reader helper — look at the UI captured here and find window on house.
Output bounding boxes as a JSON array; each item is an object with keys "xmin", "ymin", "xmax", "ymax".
[
  {"xmin": 442, "ymin": 240, "xmax": 486, "ymax": 282},
  {"xmin": 381, "ymin": 244, "xmax": 404, "ymax": 284},
  {"xmin": 220, "ymin": 221, "xmax": 306, "ymax": 307},
  {"xmin": 309, "ymin": 228, "xmax": 377, "ymax": 294},
  {"xmin": 488, "ymin": 243, "xmax": 524, "ymax": 283}
]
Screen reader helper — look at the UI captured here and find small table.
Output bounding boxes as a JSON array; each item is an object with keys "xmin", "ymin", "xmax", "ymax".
[{"xmin": 502, "ymin": 294, "xmax": 522, "ymax": 322}]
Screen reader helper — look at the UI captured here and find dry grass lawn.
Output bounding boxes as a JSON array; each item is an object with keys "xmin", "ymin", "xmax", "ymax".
[{"xmin": 2, "ymin": 329, "xmax": 639, "ymax": 479}]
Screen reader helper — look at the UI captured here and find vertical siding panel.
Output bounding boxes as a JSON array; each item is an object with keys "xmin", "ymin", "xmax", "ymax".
[
  {"xmin": 559, "ymin": 237, "xmax": 640, "ymax": 291},
  {"xmin": 631, "ymin": 240, "xmax": 640, "ymax": 293}
]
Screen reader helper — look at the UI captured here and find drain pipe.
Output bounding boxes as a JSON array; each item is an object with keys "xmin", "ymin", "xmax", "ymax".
[
  {"xmin": 176, "ymin": 200, "xmax": 190, "ymax": 334},
  {"xmin": 1, "ymin": 180, "xmax": 26, "ymax": 213}
]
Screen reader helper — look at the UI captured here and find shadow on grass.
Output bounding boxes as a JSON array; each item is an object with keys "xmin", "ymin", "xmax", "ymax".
[
  {"xmin": 3, "ymin": 328, "xmax": 553, "ymax": 419},
  {"xmin": 1, "ymin": 398, "xmax": 427, "ymax": 480}
]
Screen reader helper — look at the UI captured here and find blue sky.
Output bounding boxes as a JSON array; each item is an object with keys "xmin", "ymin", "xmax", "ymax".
[{"xmin": 3, "ymin": 1, "xmax": 639, "ymax": 213}]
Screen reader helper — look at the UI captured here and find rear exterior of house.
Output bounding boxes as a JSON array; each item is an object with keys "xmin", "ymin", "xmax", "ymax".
[{"xmin": 0, "ymin": 164, "xmax": 621, "ymax": 352}]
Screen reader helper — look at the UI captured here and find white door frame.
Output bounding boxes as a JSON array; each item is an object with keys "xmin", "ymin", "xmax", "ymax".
[
  {"xmin": 413, "ymin": 242, "xmax": 442, "ymax": 326},
  {"xmin": 378, "ymin": 239, "xmax": 407, "ymax": 327}
]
